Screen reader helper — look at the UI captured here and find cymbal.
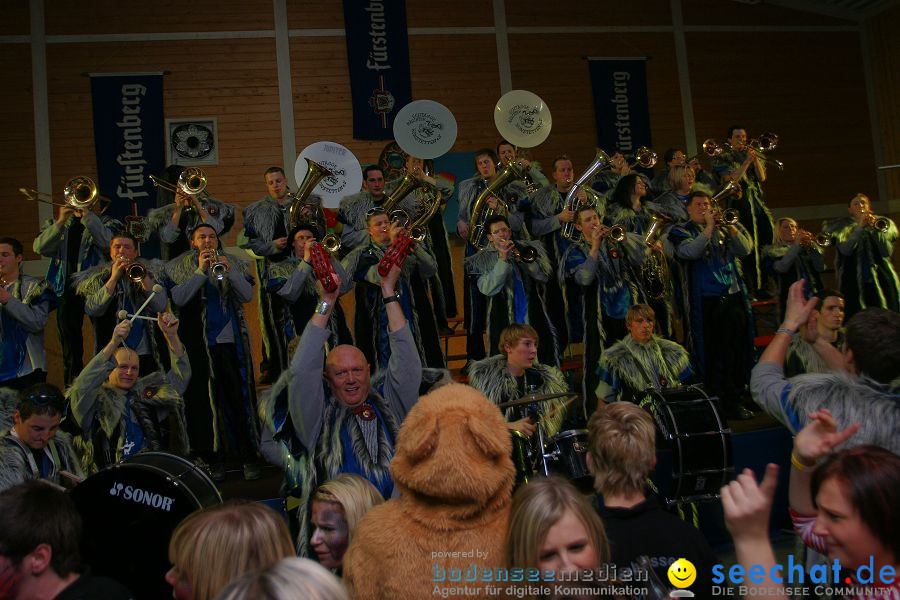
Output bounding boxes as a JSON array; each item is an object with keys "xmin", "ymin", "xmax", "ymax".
[{"xmin": 498, "ymin": 392, "xmax": 578, "ymax": 410}]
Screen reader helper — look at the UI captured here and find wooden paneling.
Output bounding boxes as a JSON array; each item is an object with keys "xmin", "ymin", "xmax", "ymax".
[
  {"xmin": 864, "ymin": 4, "xmax": 900, "ymax": 209},
  {"xmin": 288, "ymin": 0, "xmax": 495, "ymax": 30},
  {"xmin": 0, "ymin": 2, "xmax": 30, "ymax": 36},
  {"xmin": 506, "ymin": 1, "xmax": 672, "ymax": 27},
  {"xmin": 687, "ymin": 31, "xmax": 875, "ymax": 220},
  {"xmin": 682, "ymin": 0, "xmax": 853, "ymax": 26},
  {"xmin": 45, "ymin": 0, "xmax": 274, "ymax": 35},
  {"xmin": 508, "ymin": 32, "xmax": 683, "ymax": 175}
]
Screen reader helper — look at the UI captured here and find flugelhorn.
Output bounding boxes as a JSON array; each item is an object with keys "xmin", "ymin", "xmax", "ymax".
[
  {"xmin": 149, "ymin": 167, "xmax": 207, "ymax": 198},
  {"xmin": 19, "ymin": 176, "xmax": 99, "ymax": 211},
  {"xmin": 209, "ymin": 249, "xmax": 228, "ymax": 281}
]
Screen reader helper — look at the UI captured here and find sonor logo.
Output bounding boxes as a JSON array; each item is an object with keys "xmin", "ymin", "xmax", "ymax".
[{"xmin": 108, "ymin": 482, "xmax": 175, "ymax": 512}]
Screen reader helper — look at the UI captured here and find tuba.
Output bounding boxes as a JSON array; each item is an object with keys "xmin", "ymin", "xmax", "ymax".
[
  {"xmin": 288, "ymin": 158, "xmax": 334, "ymax": 232},
  {"xmin": 467, "ymin": 162, "xmax": 523, "ymax": 249},
  {"xmin": 640, "ymin": 210, "xmax": 672, "ymax": 300},
  {"xmin": 561, "ymin": 151, "xmax": 611, "ymax": 241},
  {"xmin": 382, "ymin": 171, "xmax": 424, "ymax": 226}
]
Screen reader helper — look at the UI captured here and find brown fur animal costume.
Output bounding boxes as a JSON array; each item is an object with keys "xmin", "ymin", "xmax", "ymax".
[{"xmin": 343, "ymin": 383, "xmax": 514, "ymax": 600}]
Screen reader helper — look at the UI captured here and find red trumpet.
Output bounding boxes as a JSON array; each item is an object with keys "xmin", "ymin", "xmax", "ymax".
[
  {"xmin": 309, "ymin": 233, "xmax": 341, "ymax": 293},
  {"xmin": 377, "ymin": 231, "xmax": 416, "ymax": 277}
]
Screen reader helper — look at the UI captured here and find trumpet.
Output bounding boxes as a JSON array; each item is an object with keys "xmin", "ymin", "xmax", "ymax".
[
  {"xmin": 862, "ymin": 211, "xmax": 891, "ymax": 233},
  {"xmin": 149, "ymin": 167, "xmax": 207, "ymax": 200},
  {"xmin": 207, "ymin": 249, "xmax": 228, "ymax": 281},
  {"xmin": 20, "ymin": 176, "xmax": 100, "ymax": 212},
  {"xmin": 797, "ymin": 229, "xmax": 830, "ymax": 248},
  {"xmin": 626, "ymin": 146, "xmax": 658, "ymax": 170},
  {"xmin": 607, "ymin": 225, "xmax": 626, "ymax": 242},
  {"xmin": 125, "ymin": 261, "xmax": 146, "ymax": 283},
  {"xmin": 507, "ymin": 242, "xmax": 537, "ymax": 263}
]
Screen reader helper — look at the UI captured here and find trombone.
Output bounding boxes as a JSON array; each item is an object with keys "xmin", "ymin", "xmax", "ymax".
[
  {"xmin": 19, "ymin": 176, "xmax": 100, "ymax": 211},
  {"xmin": 149, "ymin": 167, "xmax": 208, "ymax": 199}
]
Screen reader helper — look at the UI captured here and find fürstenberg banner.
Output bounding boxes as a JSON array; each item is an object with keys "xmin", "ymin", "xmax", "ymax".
[
  {"xmin": 587, "ymin": 58, "xmax": 652, "ymax": 155},
  {"xmin": 343, "ymin": 0, "xmax": 413, "ymax": 140}
]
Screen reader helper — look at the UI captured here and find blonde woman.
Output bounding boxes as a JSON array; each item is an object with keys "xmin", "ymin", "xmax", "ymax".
[
  {"xmin": 165, "ymin": 501, "xmax": 295, "ymax": 600},
  {"xmin": 310, "ymin": 474, "xmax": 384, "ymax": 573},
  {"xmin": 213, "ymin": 557, "xmax": 349, "ymax": 600}
]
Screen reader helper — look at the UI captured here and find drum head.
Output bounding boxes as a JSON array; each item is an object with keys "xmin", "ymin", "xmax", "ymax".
[
  {"xmin": 392, "ymin": 100, "xmax": 458, "ymax": 159},
  {"xmin": 295, "ymin": 141, "xmax": 363, "ymax": 209},
  {"xmin": 494, "ymin": 90, "xmax": 552, "ymax": 148},
  {"xmin": 70, "ymin": 452, "xmax": 221, "ymax": 600}
]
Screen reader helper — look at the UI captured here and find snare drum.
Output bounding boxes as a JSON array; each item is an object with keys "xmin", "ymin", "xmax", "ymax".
[
  {"xmin": 548, "ymin": 429, "xmax": 591, "ymax": 483},
  {"xmin": 70, "ymin": 452, "xmax": 222, "ymax": 600},
  {"xmin": 643, "ymin": 387, "xmax": 733, "ymax": 505}
]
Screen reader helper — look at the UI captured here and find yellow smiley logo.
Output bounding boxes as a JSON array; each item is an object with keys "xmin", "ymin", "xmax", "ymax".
[{"xmin": 667, "ymin": 558, "xmax": 697, "ymax": 588}]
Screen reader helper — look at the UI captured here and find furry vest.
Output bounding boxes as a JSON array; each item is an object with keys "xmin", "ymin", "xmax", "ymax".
[
  {"xmin": 599, "ymin": 335, "xmax": 691, "ymax": 397},
  {"xmin": 243, "ymin": 196, "xmax": 289, "ymax": 249}
]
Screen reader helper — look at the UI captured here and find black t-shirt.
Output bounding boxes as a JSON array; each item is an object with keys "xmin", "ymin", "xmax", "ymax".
[
  {"xmin": 54, "ymin": 575, "xmax": 133, "ymax": 600},
  {"xmin": 597, "ymin": 495, "xmax": 719, "ymax": 599}
]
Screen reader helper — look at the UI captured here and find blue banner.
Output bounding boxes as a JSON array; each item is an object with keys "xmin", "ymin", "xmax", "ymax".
[
  {"xmin": 90, "ymin": 73, "xmax": 165, "ymax": 256},
  {"xmin": 588, "ymin": 58, "xmax": 652, "ymax": 155},
  {"xmin": 342, "ymin": 0, "xmax": 413, "ymax": 140}
]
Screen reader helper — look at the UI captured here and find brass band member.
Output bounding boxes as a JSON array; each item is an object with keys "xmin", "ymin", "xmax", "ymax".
[
  {"xmin": 33, "ymin": 203, "xmax": 121, "ymax": 384},
  {"xmin": 595, "ymin": 304, "xmax": 693, "ymax": 406},
  {"xmin": 266, "ymin": 222, "xmax": 353, "ymax": 350},
  {"xmin": 464, "ymin": 215, "xmax": 560, "ymax": 366},
  {"xmin": 147, "ymin": 164, "xmax": 236, "ymax": 260},
  {"xmin": 0, "ymin": 238, "xmax": 55, "ymax": 391},
  {"xmin": 560, "ymin": 205, "xmax": 648, "ymax": 419},
  {"xmin": 339, "ymin": 165, "xmax": 389, "ymax": 251},
  {"xmin": 711, "ymin": 126, "xmax": 775, "ymax": 295},
  {"xmin": 824, "ymin": 193, "xmax": 900, "ymax": 318},
  {"xmin": 496, "ymin": 140, "xmax": 549, "ymax": 190},
  {"xmin": 651, "ymin": 165, "xmax": 695, "ymax": 223},
  {"xmin": 649, "ymin": 148, "xmax": 715, "ymax": 196},
  {"xmin": 762, "ymin": 217, "xmax": 825, "ymax": 320},
  {"xmin": 73, "ymin": 233, "xmax": 169, "ymax": 374},
  {"xmin": 456, "ymin": 149, "xmax": 527, "ymax": 370},
  {"xmin": 666, "ymin": 191, "xmax": 756, "ymax": 421}
]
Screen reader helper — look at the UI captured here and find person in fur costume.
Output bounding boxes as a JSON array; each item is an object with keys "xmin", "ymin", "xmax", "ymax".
[
  {"xmin": 761, "ymin": 217, "xmax": 825, "ymax": 321},
  {"xmin": 72, "ymin": 232, "xmax": 169, "ymax": 374},
  {"xmin": 166, "ymin": 223, "xmax": 259, "ymax": 481},
  {"xmin": 67, "ymin": 314, "xmax": 190, "ymax": 475},
  {"xmin": 784, "ymin": 290, "xmax": 845, "ymax": 377},
  {"xmin": 338, "ymin": 164, "xmax": 392, "ymax": 251},
  {"xmin": 257, "ymin": 264, "xmax": 421, "ymax": 555},
  {"xmin": 0, "ymin": 384, "xmax": 82, "ymax": 492},
  {"xmin": 465, "ymin": 215, "xmax": 560, "ymax": 366},
  {"xmin": 823, "ymin": 192, "xmax": 900, "ymax": 319},
  {"xmin": 266, "ymin": 222, "xmax": 353, "ymax": 350},
  {"xmin": 343, "ymin": 382, "xmax": 515, "ymax": 600},
  {"xmin": 595, "ymin": 304, "xmax": 693, "ymax": 406}
]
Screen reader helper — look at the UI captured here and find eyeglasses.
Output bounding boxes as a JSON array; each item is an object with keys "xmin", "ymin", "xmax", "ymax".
[
  {"xmin": 366, "ymin": 207, "xmax": 386, "ymax": 218},
  {"xmin": 21, "ymin": 387, "xmax": 68, "ymax": 417}
]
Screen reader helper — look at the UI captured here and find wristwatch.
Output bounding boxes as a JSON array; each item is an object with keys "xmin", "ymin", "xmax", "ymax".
[{"xmin": 382, "ymin": 291, "xmax": 400, "ymax": 305}]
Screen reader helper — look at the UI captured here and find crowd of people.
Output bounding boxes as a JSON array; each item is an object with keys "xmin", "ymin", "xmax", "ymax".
[{"xmin": 1, "ymin": 127, "xmax": 899, "ymax": 599}]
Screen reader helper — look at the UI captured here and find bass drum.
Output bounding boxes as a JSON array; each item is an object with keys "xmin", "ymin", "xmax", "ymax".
[
  {"xmin": 643, "ymin": 386, "xmax": 733, "ymax": 505},
  {"xmin": 70, "ymin": 452, "xmax": 222, "ymax": 600}
]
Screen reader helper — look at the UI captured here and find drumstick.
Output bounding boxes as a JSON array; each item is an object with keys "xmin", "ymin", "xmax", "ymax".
[
  {"xmin": 129, "ymin": 284, "xmax": 163, "ymax": 323},
  {"xmin": 116, "ymin": 310, "xmax": 158, "ymax": 322},
  {"xmin": 538, "ymin": 396, "xmax": 576, "ymax": 425}
]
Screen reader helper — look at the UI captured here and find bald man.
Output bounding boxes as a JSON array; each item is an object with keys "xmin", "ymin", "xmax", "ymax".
[{"xmin": 259, "ymin": 263, "xmax": 422, "ymax": 504}]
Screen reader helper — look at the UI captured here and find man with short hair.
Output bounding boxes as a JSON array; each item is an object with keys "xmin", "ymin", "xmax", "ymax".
[
  {"xmin": 0, "ymin": 480, "xmax": 132, "ymax": 599},
  {"xmin": 167, "ymin": 224, "xmax": 258, "ymax": 481},
  {"xmin": 587, "ymin": 402, "xmax": 717, "ymax": 596},
  {"xmin": 595, "ymin": 304, "xmax": 693, "ymax": 405},
  {"xmin": 338, "ymin": 165, "xmax": 390, "ymax": 251},
  {"xmin": 72, "ymin": 233, "xmax": 168, "ymax": 374},
  {"xmin": 0, "ymin": 238, "xmax": 55, "ymax": 391},
  {"xmin": 0, "ymin": 384, "xmax": 82, "ymax": 492},
  {"xmin": 33, "ymin": 204, "xmax": 120, "ymax": 384},
  {"xmin": 464, "ymin": 215, "xmax": 560, "ymax": 366},
  {"xmin": 496, "ymin": 140, "xmax": 549, "ymax": 190},
  {"xmin": 824, "ymin": 192, "xmax": 899, "ymax": 318},
  {"xmin": 67, "ymin": 314, "xmax": 190, "ymax": 475},
  {"xmin": 258, "ymin": 264, "xmax": 421, "ymax": 553},
  {"xmin": 784, "ymin": 289, "xmax": 845, "ymax": 377},
  {"xmin": 752, "ymin": 280, "xmax": 900, "ymax": 455}
]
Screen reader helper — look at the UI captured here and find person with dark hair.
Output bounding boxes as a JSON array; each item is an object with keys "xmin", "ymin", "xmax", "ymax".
[
  {"xmin": 711, "ymin": 125, "xmax": 775, "ymax": 296},
  {"xmin": 0, "ymin": 238, "xmax": 55, "ymax": 391},
  {"xmin": 823, "ymin": 192, "xmax": 899, "ymax": 318},
  {"xmin": 588, "ymin": 402, "xmax": 717, "ymax": 596},
  {"xmin": 146, "ymin": 164, "xmax": 236, "ymax": 261},
  {"xmin": 496, "ymin": 140, "xmax": 549, "ymax": 189},
  {"xmin": 464, "ymin": 215, "xmax": 560, "ymax": 366},
  {"xmin": 341, "ymin": 208, "xmax": 440, "ymax": 370},
  {"xmin": 561, "ymin": 205, "xmax": 648, "ymax": 419},
  {"xmin": 666, "ymin": 190, "xmax": 756, "ymax": 420},
  {"xmin": 590, "ymin": 149, "xmax": 634, "ymax": 195},
  {"xmin": 456, "ymin": 148, "xmax": 528, "ymax": 370},
  {"xmin": 67, "ymin": 314, "xmax": 190, "ymax": 476},
  {"xmin": 266, "ymin": 222, "xmax": 353, "ymax": 351},
  {"xmin": 595, "ymin": 304, "xmax": 693, "ymax": 405},
  {"xmin": 0, "ymin": 385, "xmax": 81, "ymax": 492},
  {"xmin": 72, "ymin": 233, "xmax": 169, "ymax": 374},
  {"xmin": 32, "ymin": 203, "xmax": 121, "ymax": 385},
  {"xmin": 338, "ymin": 164, "xmax": 391, "ymax": 251},
  {"xmin": 762, "ymin": 216, "xmax": 825, "ymax": 321},
  {"xmin": 238, "ymin": 166, "xmax": 304, "ymax": 384},
  {"xmin": 0, "ymin": 480, "xmax": 132, "ymax": 599},
  {"xmin": 784, "ymin": 289, "xmax": 845, "ymax": 377},
  {"xmin": 752, "ymin": 280, "xmax": 900, "ymax": 455},
  {"xmin": 165, "ymin": 224, "xmax": 259, "ymax": 482}
]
